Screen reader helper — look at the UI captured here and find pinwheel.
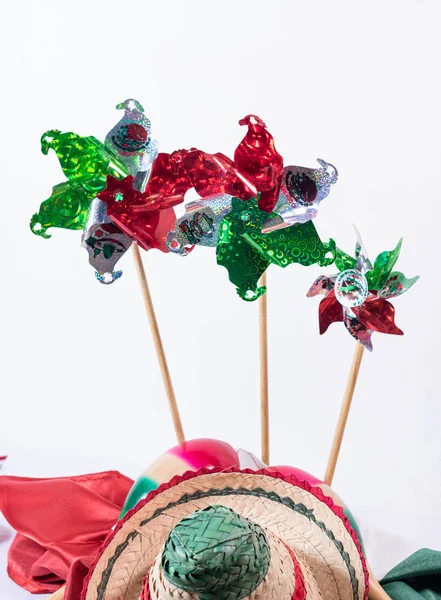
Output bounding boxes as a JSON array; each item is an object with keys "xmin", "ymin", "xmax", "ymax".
[
  {"xmin": 29, "ymin": 99, "xmax": 340, "ymax": 455},
  {"xmin": 30, "ymin": 102, "xmax": 338, "ymax": 295},
  {"xmin": 307, "ymin": 229, "xmax": 419, "ymax": 351},
  {"xmin": 165, "ymin": 116, "xmax": 339, "ymax": 301},
  {"xmin": 307, "ymin": 229, "xmax": 418, "ymax": 491}
]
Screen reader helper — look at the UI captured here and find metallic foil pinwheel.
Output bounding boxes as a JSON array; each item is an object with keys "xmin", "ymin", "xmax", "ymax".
[
  {"xmin": 307, "ymin": 229, "xmax": 419, "ymax": 350},
  {"xmin": 30, "ymin": 99, "xmax": 340, "ymax": 297}
]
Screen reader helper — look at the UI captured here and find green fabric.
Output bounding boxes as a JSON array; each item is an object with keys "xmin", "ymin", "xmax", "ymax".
[{"xmin": 381, "ymin": 549, "xmax": 441, "ymax": 599}]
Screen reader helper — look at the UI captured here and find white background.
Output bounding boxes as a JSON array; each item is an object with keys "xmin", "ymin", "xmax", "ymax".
[{"xmin": 1, "ymin": 0, "xmax": 441, "ymax": 597}]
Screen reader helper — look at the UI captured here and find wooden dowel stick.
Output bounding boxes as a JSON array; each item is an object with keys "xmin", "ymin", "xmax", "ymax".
[
  {"xmin": 132, "ymin": 244, "xmax": 185, "ymax": 445},
  {"xmin": 324, "ymin": 342, "xmax": 365, "ymax": 486},
  {"xmin": 368, "ymin": 564, "xmax": 393, "ymax": 600},
  {"xmin": 258, "ymin": 272, "xmax": 269, "ymax": 465}
]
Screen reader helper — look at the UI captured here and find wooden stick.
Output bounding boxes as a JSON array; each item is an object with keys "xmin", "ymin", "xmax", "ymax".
[
  {"xmin": 368, "ymin": 564, "xmax": 393, "ymax": 600},
  {"xmin": 324, "ymin": 342, "xmax": 365, "ymax": 486},
  {"xmin": 258, "ymin": 272, "xmax": 269, "ymax": 464},
  {"xmin": 323, "ymin": 345, "xmax": 392, "ymax": 600},
  {"xmin": 132, "ymin": 244, "xmax": 185, "ymax": 445}
]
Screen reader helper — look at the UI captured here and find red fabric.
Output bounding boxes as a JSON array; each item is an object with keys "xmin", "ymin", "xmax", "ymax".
[{"xmin": 0, "ymin": 471, "xmax": 133, "ymax": 596}]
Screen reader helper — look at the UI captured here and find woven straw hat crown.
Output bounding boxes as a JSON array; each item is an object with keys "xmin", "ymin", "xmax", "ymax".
[{"xmin": 161, "ymin": 505, "xmax": 270, "ymax": 599}]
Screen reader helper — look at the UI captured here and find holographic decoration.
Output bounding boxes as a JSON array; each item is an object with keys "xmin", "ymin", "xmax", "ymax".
[
  {"xmin": 31, "ymin": 100, "xmax": 173, "ymax": 282},
  {"xmin": 30, "ymin": 181, "xmax": 92, "ymax": 238},
  {"xmin": 31, "ymin": 131, "xmax": 128, "ymax": 238},
  {"xmin": 307, "ymin": 229, "xmax": 419, "ymax": 350},
  {"xmin": 31, "ymin": 102, "xmax": 340, "ymax": 297},
  {"xmin": 262, "ymin": 159, "xmax": 338, "ymax": 233},
  {"xmin": 234, "ymin": 115, "xmax": 283, "ymax": 212},
  {"xmin": 217, "ymin": 197, "xmax": 336, "ymax": 301},
  {"xmin": 81, "ymin": 198, "xmax": 132, "ymax": 284},
  {"xmin": 166, "ymin": 194, "xmax": 232, "ymax": 255},
  {"xmin": 97, "ymin": 175, "xmax": 177, "ymax": 252},
  {"xmin": 40, "ymin": 130, "xmax": 127, "ymax": 190},
  {"xmin": 105, "ymin": 99, "xmax": 159, "ymax": 183},
  {"xmin": 306, "ymin": 275, "xmax": 336, "ymax": 298},
  {"xmin": 166, "ymin": 158, "xmax": 339, "ymax": 255},
  {"xmin": 335, "ymin": 269, "xmax": 368, "ymax": 308},
  {"xmin": 365, "ymin": 239, "xmax": 403, "ymax": 291},
  {"xmin": 169, "ymin": 147, "xmax": 256, "ymax": 201},
  {"xmin": 377, "ymin": 272, "xmax": 419, "ymax": 299}
]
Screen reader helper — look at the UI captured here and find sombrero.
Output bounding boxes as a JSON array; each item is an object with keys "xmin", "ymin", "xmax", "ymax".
[{"xmin": 82, "ymin": 467, "xmax": 369, "ymax": 600}]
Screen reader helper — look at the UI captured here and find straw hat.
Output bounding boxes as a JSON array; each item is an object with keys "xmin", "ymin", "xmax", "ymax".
[{"xmin": 82, "ymin": 468, "xmax": 368, "ymax": 600}]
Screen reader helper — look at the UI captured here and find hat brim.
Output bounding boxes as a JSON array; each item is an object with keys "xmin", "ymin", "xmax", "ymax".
[{"xmin": 82, "ymin": 468, "xmax": 368, "ymax": 600}]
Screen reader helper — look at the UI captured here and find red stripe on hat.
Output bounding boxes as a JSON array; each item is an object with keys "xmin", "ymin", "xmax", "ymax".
[
  {"xmin": 141, "ymin": 571, "xmax": 150, "ymax": 600},
  {"xmin": 285, "ymin": 544, "xmax": 307, "ymax": 600}
]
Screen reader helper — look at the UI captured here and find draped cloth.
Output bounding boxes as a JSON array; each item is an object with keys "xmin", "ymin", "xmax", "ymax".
[
  {"xmin": 0, "ymin": 471, "xmax": 133, "ymax": 598},
  {"xmin": 382, "ymin": 549, "xmax": 441, "ymax": 599}
]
